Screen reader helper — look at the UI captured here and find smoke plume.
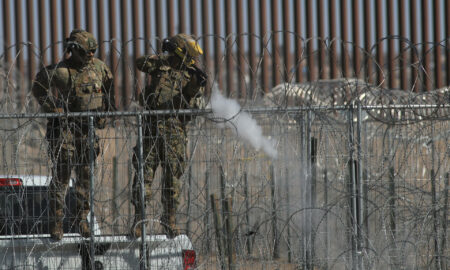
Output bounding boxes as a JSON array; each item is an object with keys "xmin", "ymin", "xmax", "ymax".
[{"xmin": 208, "ymin": 86, "xmax": 278, "ymax": 159}]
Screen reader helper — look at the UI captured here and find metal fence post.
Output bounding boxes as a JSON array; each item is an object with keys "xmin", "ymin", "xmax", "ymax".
[
  {"xmin": 220, "ymin": 165, "xmax": 227, "ymax": 242},
  {"xmin": 310, "ymin": 127, "xmax": 318, "ymax": 267},
  {"xmin": 270, "ymin": 164, "xmax": 279, "ymax": 259},
  {"xmin": 204, "ymin": 169, "xmax": 211, "ymax": 253},
  {"xmin": 323, "ymin": 167, "xmax": 329, "ymax": 270},
  {"xmin": 388, "ymin": 167, "xmax": 397, "ymax": 267},
  {"xmin": 357, "ymin": 103, "xmax": 364, "ymax": 269},
  {"xmin": 348, "ymin": 106, "xmax": 360, "ymax": 270},
  {"xmin": 442, "ymin": 173, "xmax": 449, "ymax": 270},
  {"xmin": 204, "ymin": 123, "xmax": 212, "ymax": 254},
  {"xmin": 386, "ymin": 123, "xmax": 398, "ymax": 268},
  {"xmin": 137, "ymin": 114, "xmax": 147, "ymax": 269},
  {"xmin": 285, "ymin": 167, "xmax": 291, "ymax": 263},
  {"xmin": 306, "ymin": 110, "xmax": 313, "ymax": 269},
  {"xmin": 243, "ymin": 171, "xmax": 251, "ymax": 255},
  {"xmin": 322, "ymin": 128, "xmax": 330, "ymax": 270},
  {"xmin": 186, "ymin": 164, "xmax": 192, "ymax": 236},
  {"xmin": 88, "ymin": 116, "xmax": 96, "ymax": 270},
  {"xmin": 299, "ymin": 112, "xmax": 309, "ymax": 269},
  {"xmin": 430, "ymin": 124, "xmax": 442, "ymax": 270},
  {"xmin": 112, "ymin": 156, "xmax": 119, "ymax": 234},
  {"xmin": 211, "ymin": 194, "xmax": 225, "ymax": 270},
  {"xmin": 299, "ymin": 110, "xmax": 314, "ymax": 269},
  {"xmin": 128, "ymin": 159, "xmax": 133, "ymax": 222},
  {"xmin": 224, "ymin": 196, "xmax": 235, "ymax": 270}
]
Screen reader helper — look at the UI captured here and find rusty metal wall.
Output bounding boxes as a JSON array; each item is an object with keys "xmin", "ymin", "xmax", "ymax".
[{"xmin": 1, "ymin": 0, "xmax": 450, "ymax": 110}]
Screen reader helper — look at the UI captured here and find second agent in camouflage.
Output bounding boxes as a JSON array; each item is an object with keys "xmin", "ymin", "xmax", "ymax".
[
  {"xmin": 31, "ymin": 29, "xmax": 115, "ymax": 241},
  {"xmin": 131, "ymin": 34, "xmax": 207, "ymax": 238}
]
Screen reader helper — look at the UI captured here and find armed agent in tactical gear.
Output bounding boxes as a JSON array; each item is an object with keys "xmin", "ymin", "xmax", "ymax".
[
  {"xmin": 32, "ymin": 29, "xmax": 114, "ymax": 241},
  {"xmin": 131, "ymin": 34, "xmax": 206, "ymax": 238}
]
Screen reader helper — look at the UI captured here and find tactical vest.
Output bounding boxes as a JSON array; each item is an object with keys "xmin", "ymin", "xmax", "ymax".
[
  {"xmin": 68, "ymin": 66, "xmax": 104, "ymax": 111},
  {"xmin": 147, "ymin": 65, "xmax": 191, "ymax": 110}
]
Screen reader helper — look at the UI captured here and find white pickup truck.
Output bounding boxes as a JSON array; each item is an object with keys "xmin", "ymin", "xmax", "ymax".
[{"xmin": 0, "ymin": 175, "xmax": 196, "ymax": 269}]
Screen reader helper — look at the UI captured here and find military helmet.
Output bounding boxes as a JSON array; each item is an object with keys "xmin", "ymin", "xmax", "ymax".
[
  {"xmin": 66, "ymin": 29, "xmax": 98, "ymax": 53},
  {"xmin": 162, "ymin": 34, "xmax": 203, "ymax": 63}
]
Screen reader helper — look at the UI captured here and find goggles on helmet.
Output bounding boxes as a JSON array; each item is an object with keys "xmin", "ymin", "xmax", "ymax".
[{"xmin": 66, "ymin": 40, "xmax": 96, "ymax": 56}]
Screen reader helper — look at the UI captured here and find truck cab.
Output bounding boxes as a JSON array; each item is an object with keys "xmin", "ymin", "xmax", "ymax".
[{"xmin": 0, "ymin": 175, "xmax": 196, "ymax": 269}]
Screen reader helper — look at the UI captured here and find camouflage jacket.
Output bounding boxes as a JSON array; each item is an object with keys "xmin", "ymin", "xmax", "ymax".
[
  {"xmin": 136, "ymin": 54, "xmax": 205, "ymax": 114},
  {"xmin": 32, "ymin": 57, "xmax": 114, "ymax": 114}
]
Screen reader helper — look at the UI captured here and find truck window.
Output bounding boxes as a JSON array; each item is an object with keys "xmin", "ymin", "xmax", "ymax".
[{"xmin": 0, "ymin": 186, "xmax": 77, "ymax": 235}]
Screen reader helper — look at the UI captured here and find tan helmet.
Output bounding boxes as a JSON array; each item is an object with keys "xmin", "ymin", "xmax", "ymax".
[
  {"xmin": 162, "ymin": 34, "xmax": 203, "ymax": 64},
  {"xmin": 66, "ymin": 29, "xmax": 98, "ymax": 53}
]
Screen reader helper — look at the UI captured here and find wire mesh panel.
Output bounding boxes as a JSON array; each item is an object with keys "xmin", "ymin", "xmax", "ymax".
[
  {"xmin": 0, "ymin": 21, "xmax": 449, "ymax": 267},
  {"xmin": 0, "ymin": 101, "xmax": 447, "ymax": 269}
]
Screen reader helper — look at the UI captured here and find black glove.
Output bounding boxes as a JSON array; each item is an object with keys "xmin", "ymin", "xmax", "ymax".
[
  {"xmin": 42, "ymin": 97, "xmax": 65, "ymax": 113},
  {"xmin": 190, "ymin": 66, "xmax": 207, "ymax": 87}
]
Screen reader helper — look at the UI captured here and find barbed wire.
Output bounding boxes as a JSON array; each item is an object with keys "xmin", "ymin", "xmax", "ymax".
[{"xmin": 0, "ymin": 35, "xmax": 448, "ymax": 269}]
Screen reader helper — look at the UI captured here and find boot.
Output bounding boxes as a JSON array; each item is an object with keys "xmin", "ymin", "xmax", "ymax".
[
  {"xmin": 50, "ymin": 210, "xmax": 64, "ymax": 241},
  {"xmin": 77, "ymin": 211, "xmax": 91, "ymax": 238},
  {"xmin": 161, "ymin": 213, "xmax": 179, "ymax": 239}
]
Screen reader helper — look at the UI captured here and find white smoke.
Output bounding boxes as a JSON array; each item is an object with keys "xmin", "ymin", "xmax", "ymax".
[{"xmin": 208, "ymin": 86, "xmax": 278, "ymax": 159}]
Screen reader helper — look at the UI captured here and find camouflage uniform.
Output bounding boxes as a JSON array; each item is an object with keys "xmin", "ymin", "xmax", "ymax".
[
  {"xmin": 132, "ymin": 34, "xmax": 205, "ymax": 238},
  {"xmin": 32, "ymin": 29, "xmax": 114, "ymax": 240}
]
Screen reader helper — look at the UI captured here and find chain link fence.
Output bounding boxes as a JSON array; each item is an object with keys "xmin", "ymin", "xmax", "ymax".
[
  {"xmin": 0, "ymin": 35, "xmax": 449, "ymax": 269},
  {"xmin": 0, "ymin": 102, "xmax": 448, "ymax": 269}
]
